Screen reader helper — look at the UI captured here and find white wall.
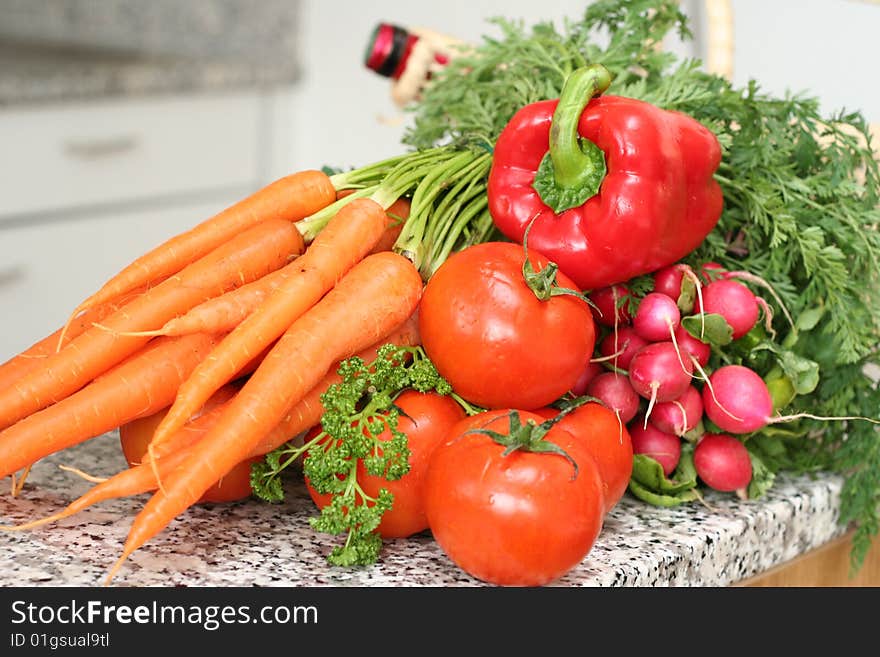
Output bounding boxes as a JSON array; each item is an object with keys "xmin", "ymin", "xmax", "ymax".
[
  {"xmin": 727, "ymin": 0, "xmax": 880, "ymax": 119},
  {"xmin": 269, "ymin": 0, "xmax": 879, "ymax": 177}
]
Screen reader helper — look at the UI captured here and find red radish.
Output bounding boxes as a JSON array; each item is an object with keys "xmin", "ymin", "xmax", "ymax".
[
  {"xmin": 629, "ymin": 417, "xmax": 682, "ymax": 476},
  {"xmin": 652, "ymin": 265, "xmax": 686, "ymax": 301},
  {"xmin": 570, "ymin": 361, "xmax": 604, "ymax": 396},
  {"xmin": 633, "ymin": 292, "xmax": 681, "ymax": 342},
  {"xmin": 628, "ymin": 342, "xmax": 694, "ymax": 427},
  {"xmin": 652, "ymin": 263, "xmax": 703, "ymax": 314},
  {"xmin": 588, "ymin": 284, "xmax": 633, "ymax": 327},
  {"xmin": 651, "ymin": 386, "xmax": 703, "ymax": 436},
  {"xmin": 699, "ymin": 262, "xmax": 727, "ymax": 283},
  {"xmin": 673, "ymin": 324, "xmax": 711, "ymax": 367},
  {"xmin": 697, "ymin": 279, "xmax": 759, "ymax": 340},
  {"xmin": 701, "ymin": 365, "xmax": 771, "ymax": 434},
  {"xmin": 585, "ymin": 372, "xmax": 640, "ymax": 424},
  {"xmin": 702, "ymin": 364, "xmax": 880, "ymax": 435},
  {"xmin": 598, "ymin": 326, "xmax": 649, "ymax": 370},
  {"xmin": 693, "ymin": 433, "xmax": 752, "ymax": 492}
]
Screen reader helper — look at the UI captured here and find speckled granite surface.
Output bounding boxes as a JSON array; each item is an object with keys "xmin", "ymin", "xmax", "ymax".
[
  {"xmin": 0, "ymin": 1, "xmax": 301, "ymax": 106},
  {"xmin": 0, "ymin": 431, "xmax": 849, "ymax": 587}
]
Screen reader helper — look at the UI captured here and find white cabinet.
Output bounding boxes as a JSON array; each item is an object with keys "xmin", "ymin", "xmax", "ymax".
[{"xmin": 0, "ymin": 90, "xmax": 284, "ymax": 361}]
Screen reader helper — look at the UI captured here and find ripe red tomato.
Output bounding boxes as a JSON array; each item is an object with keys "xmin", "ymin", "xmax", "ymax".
[
  {"xmin": 306, "ymin": 390, "xmax": 465, "ymax": 538},
  {"xmin": 424, "ymin": 409, "xmax": 606, "ymax": 586},
  {"xmin": 118, "ymin": 384, "xmax": 257, "ymax": 504},
  {"xmin": 550, "ymin": 402, "xmax": 633, "ymax": 513},
  {"xmin": 418, "ymin": 242, "xmax": 596, "ymax": 410}
]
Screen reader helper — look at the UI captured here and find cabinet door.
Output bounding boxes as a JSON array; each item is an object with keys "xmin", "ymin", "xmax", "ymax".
[{"xmin": 0, "ymin": 194, "xmax": 242, "ymax": 361}]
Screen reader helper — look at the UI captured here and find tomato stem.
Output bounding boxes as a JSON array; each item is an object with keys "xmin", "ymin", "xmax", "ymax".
[{"xmin": 464, "ymin": 409, "xmax": 587, "ymax": 480}]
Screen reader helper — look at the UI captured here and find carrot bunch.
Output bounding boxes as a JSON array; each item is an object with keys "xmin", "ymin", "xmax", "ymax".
[{"xmin": 0, "ymin": 144, "xmax": 494, "ymax": 582}]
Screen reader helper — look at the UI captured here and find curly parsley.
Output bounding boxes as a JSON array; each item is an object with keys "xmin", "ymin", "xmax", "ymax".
[{"xmin": 251, "ymin": 344, "xmax": 459, "ymax": 567}]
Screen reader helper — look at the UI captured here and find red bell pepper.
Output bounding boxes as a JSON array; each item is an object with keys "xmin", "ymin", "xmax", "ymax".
[{"xmin": 487, "ymin": 64, "xmax": 723, "ymax": 291}]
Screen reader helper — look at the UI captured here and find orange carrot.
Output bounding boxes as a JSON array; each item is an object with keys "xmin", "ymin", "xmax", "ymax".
[
  {"xmin": 147, "ymin": 311, "xmax": 421, "ymax": 463},
  {"xmin": 0, "ymin": 285, "xmax": 151, "ymax": 390},
  {"xmin": 1, "ymin": 315, "xmax": 420, "ymax": 532},
  {"xmin": 60, "ymin": 170, "xmax": 335, "ymax": 342},
  {"xmin": 137, "ymin": 196, "xmax": 411, "ymax": 339},
  {"xmin": 146, "ymin": 198, "xmax": 390, "ymax": 453},
  {"xmin": 144, "ymin": 266, "xmax": 294, "ymax": 337},
  {"xmin": 0, "ymin": 332, "xmax": 223, "ymax": 480},
  {"xmin": 248, "ymin": 310, "xmax": 421, "ymax": 457},
  {"xmin": 336, "ymin": 189, "xmax": 411, "ymax": 256},
  {"xmin": 0, "ymin": 218, "xmax": 303, "ymax": 431},
  {"xmin": 0, "ymin": 403, "xmax": 227, "ymax": 533},
  {"xmin": 109, "ymin": 251, "xmax": 423, "ymax": 579}
]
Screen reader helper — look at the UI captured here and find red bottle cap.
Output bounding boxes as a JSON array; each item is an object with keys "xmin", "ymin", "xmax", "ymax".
[{"xmin": 364, "ymin": 23, "xmax": 419, "ymax": 79}]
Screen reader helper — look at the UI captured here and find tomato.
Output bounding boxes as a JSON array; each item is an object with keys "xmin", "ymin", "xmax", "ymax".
[
  {"xmin": 424, "ymin": 409, "xmax": 606, "ymax": 586},
  {"xmin": 118, "ymin": 384, "xmax": 257, "ymax": 504},
  {"xmin": 418, "ymin": 242, "xmax": 596, "ymax": 410},
  {"xmin": 306, "ymin": 390, "xmax": 465, "ymax": 538},
  {"xmin": 549, "ymin": 402, "xmax": 634, "ymax": 513}
]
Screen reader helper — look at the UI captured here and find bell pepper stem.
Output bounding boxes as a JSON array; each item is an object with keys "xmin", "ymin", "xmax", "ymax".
[{"xmin": 533, "ymin": 64, "xmax": 612, "ymax": 214}]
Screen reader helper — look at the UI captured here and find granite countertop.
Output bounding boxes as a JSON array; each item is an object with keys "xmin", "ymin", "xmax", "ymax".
[{"xmin": 0, "ymin": 430, "xmax": 849, "ymax": 587}]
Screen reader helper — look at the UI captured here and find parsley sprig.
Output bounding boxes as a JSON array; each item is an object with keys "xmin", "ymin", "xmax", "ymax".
[{"xmin": 251, "ymin": 344, "xmax": 461, "ymax": 567}]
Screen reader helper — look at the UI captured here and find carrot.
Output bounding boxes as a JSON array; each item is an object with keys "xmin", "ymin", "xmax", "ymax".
[
  {"xmin": 0, "ymin": 332, "xmax": 224, "ymax": 480},
  {"xmin": 0, "ymin": 219, "xmax": 303, "ymax": 431},
  {"xmin": 108, "ymin": 251, "xmax": 423, "ymax": 580},
  {"xmin": 59, "ymin": 170, "xmax": 336, "ymax": 346},
  {"xmin": 0, "ymin": 403, "xmax": 228, "ymax": 533},
  {"xmin": 147, "ymin": 311, "xmax": 421, "ymax": 464},
  {"xmin": 0, "ymin": 285, "xmax": 150, "ymax": 391},
  {"xmin": 336, "ymin": 189, "xmax": 411, "ymax": 256},
  {"xmin": 135, "ymin": 196, "xmax": 412, "ymax": 339},
  {"xmin": 146, "ymin": 198, "xmax": 390, "ymax": 454},
  {"xmin": 143, "ymin": 266, "xmax": 294, "ymax": 337},
  {"xmin": 1, "ymin": 314, "xmax": 420, "ymax": 534},
  {"xmin": 247, "ymin": 309, "xmax": 421, "ymax": 457}
]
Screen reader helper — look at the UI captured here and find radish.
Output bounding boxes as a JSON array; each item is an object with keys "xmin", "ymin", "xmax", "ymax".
[
  {"xmin": 570, "ymin": 361, "xmax": 604, "ymax": 396},
  {"xmin": 697, "ymin": 279, "xmax": 759, "ymax": 340},
  {"xmin": 701, "ymin": 364, "xmax": 880, "ymax": 435},
  {"xmin": 629, "ymin": 417, "xmax": 682, "ymax": 476},
  {"xmin": 699, "ymin": 262, "xmax": 727, "ymax": 283},
  {"xmin": 701, "ymin": 365, "xmax": 771, "ymax": 434},
  {"xmin": 651, "ymin": 385, "xmax": 703, "ymax": 437},
  {"xmin": 633, "ymin": 292, "xmax": 681, "ymax": 342},
  {"xmin": 585, "ymin": 372, "xmax": 641, "ymax": 424},
  {"xmin": 652, "ymin": 263, "xmax": 703, "ymax": 314},
  {"xmin": 693, "ymin": 433, "xmax": 752, "ymax": 493},
  {"xmin": 598, "ymin": 326, "xmax": 649, "ymax": 370},
  {"xmin": 588, "ymin": 284, "xmax": 633, "ymax": 327},
  {"xmin": 628, "ymin": 342, "xmax": 694, "ymax": 423},
  {"xmin": 652, "ymin": 265, "xmax": 686, "ymax": 301},
  {"xmin": 673, "ymin": 324, "xmax": 711, "ymax": 367}
]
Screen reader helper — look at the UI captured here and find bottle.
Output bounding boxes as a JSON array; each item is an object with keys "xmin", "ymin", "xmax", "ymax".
[{"xmin": 363, "ymin": 22, "xmax": 465, "ymax": 107}]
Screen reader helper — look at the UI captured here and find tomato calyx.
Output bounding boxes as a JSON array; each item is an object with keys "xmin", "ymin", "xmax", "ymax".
[
  {"xmin": 521, "ymin": 217, "xmax": 595, "ymax": 307},
  {"xmin": 464, "ymin": 409, "xmax": 581, "ymax": 479}
]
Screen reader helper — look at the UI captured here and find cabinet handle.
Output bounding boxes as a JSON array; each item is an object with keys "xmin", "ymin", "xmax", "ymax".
[{"xmin": 63, "ymin": 135, "xmax": 139, "ymax": 160}]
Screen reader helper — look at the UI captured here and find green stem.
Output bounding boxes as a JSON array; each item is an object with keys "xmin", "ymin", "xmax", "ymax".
[
  {"xmin": 370, "ymin": 147, "xmax": 459, "ymax": 210},
  {"xmin": 532, "ymin": 64, "xmax": 612, "ymax": 213},
  {"xmin": 329, "ymin": 152, "xmax": 411, "ymax": 189},
  {"xmin": 294, "ymin": 185, "xmax": 378, "ymax": 242},
  {"xmin": 422, "ymin": 155, "xmax": 491, "ymax": 259},
  {"xmin": 424, "ymin": 198, "xmax": 489, "ymax": 279},
  {"xmin": 392, "ymin": 149, "xmax": 483, "ymax": 269}
]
